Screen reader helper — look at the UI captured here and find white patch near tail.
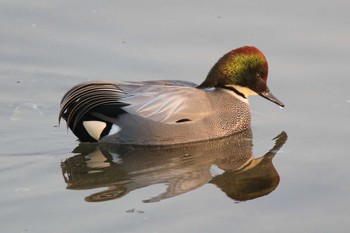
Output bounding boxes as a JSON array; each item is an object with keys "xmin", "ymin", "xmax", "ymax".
[
  {"xmin": 83, "ymin": 121, "xmax": 106, "ymax": 141},
  {"xmin": 108, "ymin": 124, "xmax": 121, "ymax": 136}
]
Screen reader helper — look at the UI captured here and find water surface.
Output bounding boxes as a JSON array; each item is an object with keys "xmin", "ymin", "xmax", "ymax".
[{"xmin": 1, "ymin": 1, "xmax": 350, "ymax": 232}]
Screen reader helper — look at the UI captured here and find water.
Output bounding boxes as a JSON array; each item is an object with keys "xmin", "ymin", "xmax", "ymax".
[{"xmin": 1, "ymin": 1, "xmax": 350, "ymax": 232}]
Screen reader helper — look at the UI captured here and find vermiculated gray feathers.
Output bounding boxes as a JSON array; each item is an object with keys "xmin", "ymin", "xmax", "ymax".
[{"xmin": 59, "ymin": 80, "xmax": 252, "ymax": 145}]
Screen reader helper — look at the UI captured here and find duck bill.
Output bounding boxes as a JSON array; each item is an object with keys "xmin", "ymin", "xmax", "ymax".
[{"xmin": 259, "ymin": 90, "xmax": 285, "ymax": 108}]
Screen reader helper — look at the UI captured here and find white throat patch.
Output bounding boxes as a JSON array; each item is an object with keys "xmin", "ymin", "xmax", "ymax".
[{"xmin": 230, "ymin": 85, "xmax": 258, "ymax": 97}]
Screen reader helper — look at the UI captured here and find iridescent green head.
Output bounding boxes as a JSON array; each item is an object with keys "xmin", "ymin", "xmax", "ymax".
[{"xmin": 199, "ymin": 46, "xmax": 284, "ymax": 107}]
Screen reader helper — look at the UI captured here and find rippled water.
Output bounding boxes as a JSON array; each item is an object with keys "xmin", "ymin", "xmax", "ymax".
[{"xmin": 1, "ymin": 1, "xmax": 350, "ymax": 232}]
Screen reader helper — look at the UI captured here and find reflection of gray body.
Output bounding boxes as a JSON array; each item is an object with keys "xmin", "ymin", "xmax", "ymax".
[{"xmin": 62, "ymin": 130, "xmax": 287, "ymax": 203}]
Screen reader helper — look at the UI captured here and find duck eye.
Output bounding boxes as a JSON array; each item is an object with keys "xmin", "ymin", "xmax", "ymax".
[{"xmin": 256, "ymin": 72, "xmax": 263, "ymax": 79}]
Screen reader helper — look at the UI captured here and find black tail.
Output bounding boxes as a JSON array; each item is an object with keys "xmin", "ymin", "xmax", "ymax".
[{"xmin": 59, "ymin": 81, "xmax": 127, "ymax": 141}]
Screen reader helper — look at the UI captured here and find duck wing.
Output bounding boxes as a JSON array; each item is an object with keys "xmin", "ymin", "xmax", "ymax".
[
  {"xmin": 59, "ymin": 80, "xmax": 211, "ymax": 130},
  {"xmin": 121, "ymin": 82, "xmax": 211, "ymax": 124}
]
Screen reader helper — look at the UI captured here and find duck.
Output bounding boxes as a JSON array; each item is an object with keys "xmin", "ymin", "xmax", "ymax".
[{"xmin": 59, "ymin": 46, "xmax": 284, "ymax": 145}]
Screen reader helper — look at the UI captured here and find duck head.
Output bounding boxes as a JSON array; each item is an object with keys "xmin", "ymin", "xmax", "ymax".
[{"xmin": 198, "ymin": 46, "xmax": 284, "ymax": 108}]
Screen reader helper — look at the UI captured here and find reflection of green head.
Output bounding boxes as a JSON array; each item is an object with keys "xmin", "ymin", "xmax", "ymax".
[
  {"xmin": 210, "ymin": 155, "xmax": 280, "ymax": 202},
  {"xmin": 198, "ymin": 46, "xmax": 269, "ymax": 94}
]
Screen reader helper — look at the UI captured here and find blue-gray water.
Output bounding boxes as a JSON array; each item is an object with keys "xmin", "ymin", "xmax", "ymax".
[{"xmin": 1, "ymin": 1, "xmax": 349, "ymax": 232}]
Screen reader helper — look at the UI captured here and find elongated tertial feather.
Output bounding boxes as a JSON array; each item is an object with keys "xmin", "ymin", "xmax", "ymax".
[{"xmin": 58, "ymin": 81, "xmax": 124, "ymax": 130}]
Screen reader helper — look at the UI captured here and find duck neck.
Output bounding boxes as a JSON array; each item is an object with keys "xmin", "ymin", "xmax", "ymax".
[
  {"xmin": 197, "ymin": 65, "xmax": 228, "ymax": 89},
  {"xmin": 222, "ymin": 85, "xmax": 247, "ymax": 99},
  {"xmin": 197, "ymin": 52, "xmax": 236, "ymax": 89}
]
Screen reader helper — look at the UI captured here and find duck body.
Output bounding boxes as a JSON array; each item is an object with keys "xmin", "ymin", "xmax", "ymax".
[{"xmin": 59, "ymin": 46, "xmax": 284, "ymax": 145}]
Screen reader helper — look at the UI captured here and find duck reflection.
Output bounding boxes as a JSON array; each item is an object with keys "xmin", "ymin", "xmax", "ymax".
[{"xmin": 61, "ymin": 130, "xmax": 287, "ymax": 203}]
